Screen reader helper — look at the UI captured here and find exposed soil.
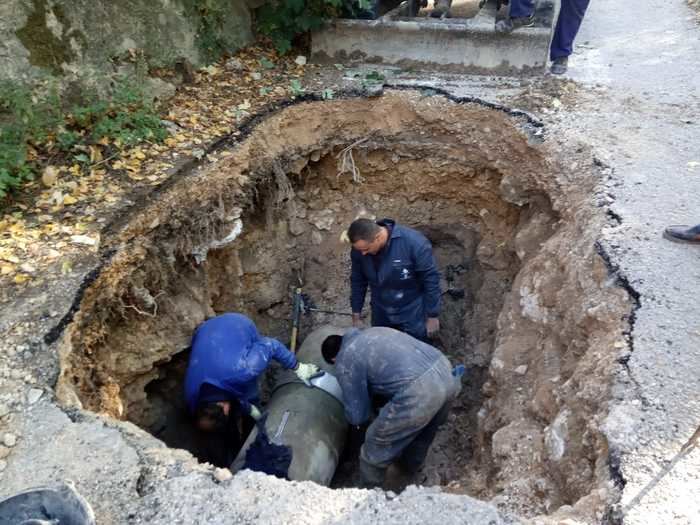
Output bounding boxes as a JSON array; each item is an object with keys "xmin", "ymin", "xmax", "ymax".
[{"xmin": 53, "ymin": 90, "xmax": 631, "ymax": 520}]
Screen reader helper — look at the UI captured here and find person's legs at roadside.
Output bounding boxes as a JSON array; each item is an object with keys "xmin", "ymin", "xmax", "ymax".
[
  {"xmin": 549, "ymin": 0, "xmax": 590, "ymax": 74},
  {"xmin": 664, "ymin": 224, "xmax": 700, "ymax": 244},
  {"xmin": 495, "ymin": 0, "xmax": 535, "ymax": 33},
  {"xmin": 431, "ymin": 0, "xmax": 452, "ymax": 18}
]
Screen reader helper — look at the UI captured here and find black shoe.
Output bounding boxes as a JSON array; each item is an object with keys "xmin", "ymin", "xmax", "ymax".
[
  {"xmin": 663, "ymin": 224, "xmax": 700, "ymax": 244},
  {"xmin": 430, "ymin": 0, "xmax": 452, "ymax": 18},
  {"xmin": 494, "ymin": 14, "xmax": 534, "ymax": 33},
  {"xmin": 550, "ymin": 56, "xmax": 568, "ymax": 75}
]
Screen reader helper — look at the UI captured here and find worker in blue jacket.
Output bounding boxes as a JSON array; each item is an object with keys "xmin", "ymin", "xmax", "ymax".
[
  {"xmin": 322, "ymin": 327, "xmax": 462, "ymax": 487},
  {"xmin": 348, "ymin": 218, "xmax": 441, "ymax": 342},
  {"xmin": 184, "ymin": 313, "xmax": 318, "ymax": 444}
]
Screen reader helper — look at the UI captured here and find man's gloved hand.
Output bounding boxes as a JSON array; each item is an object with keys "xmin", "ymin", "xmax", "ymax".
[
  {"xmin": 295, "ymin": 362, "xmax": 320, "ymax": 383},
  {"xmin": 426, "ymin": 317, "xmax": 440, "ymax": 337},
  {"xmin": 248, "ymin": 404, "xmax": 262, "ymax": 421}
]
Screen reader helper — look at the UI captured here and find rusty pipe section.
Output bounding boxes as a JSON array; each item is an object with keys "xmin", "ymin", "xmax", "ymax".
[{"xmin": 231, "ymin": 325, "xmax": 348, "ymax": 485}]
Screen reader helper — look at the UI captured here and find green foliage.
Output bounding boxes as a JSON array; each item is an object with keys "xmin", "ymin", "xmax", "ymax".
[
  {"xmin": 0, "ymin": 81, "xmax": 61, "ymax": 198},
  {"xmin": 0, "ymin": 78, "xmax": 166, "ymax": 200},
  {"xmin": 259, "ymin": 57, "xmax": 276, "ymax": 70},
  {"xmin": 190, "ymin": 0, "xmax": 232, "ymax": 63},
  {"xmin": 257, "ymin": 0, "xmax": 370, "ymax": 54},
  {"xmin": 289, "ymin": 79, "xmax": 305, "ymax": 96}
]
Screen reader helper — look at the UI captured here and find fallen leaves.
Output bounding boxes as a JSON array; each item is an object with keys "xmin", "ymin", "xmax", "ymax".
[{"xmin": 0, "ymin": 44, "xmax": 311, "ymax": 295}]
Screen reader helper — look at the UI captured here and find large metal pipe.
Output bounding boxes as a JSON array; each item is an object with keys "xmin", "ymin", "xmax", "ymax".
[{"xmin": 231, "ymin": 326, "xmax": 348, "ymax": 485}]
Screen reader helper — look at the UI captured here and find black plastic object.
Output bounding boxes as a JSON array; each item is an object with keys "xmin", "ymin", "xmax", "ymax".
[
  {"xmin": 0, "ymin": 482, "xmax": 95, "ymax": 525},
  {"xmin": 242, "ymin": 416, "xmax": 293, "ymax": 479}
]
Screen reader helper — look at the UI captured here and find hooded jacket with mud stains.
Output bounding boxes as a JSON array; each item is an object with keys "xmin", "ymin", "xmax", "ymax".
[
  {"xmin": 184, "ymin": 313, "xmax": 297, "ymax": 414},
  {"xmin": 335, "ymin": 327, "xmax": 459, "ymax": 427},
  {"xmin": 350, "ymin": 219, "xmax": 441, "ymax": 340}
]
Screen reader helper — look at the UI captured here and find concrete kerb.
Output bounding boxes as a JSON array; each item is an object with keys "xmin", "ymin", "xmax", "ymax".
[{"xmin": 311, "ymin": 1, "xmax": 560, "ymax": 75}]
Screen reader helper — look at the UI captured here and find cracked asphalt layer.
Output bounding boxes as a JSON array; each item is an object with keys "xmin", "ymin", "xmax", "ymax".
[
  {"xmin": 572, "ymin": 0, "xmax": 700, "ymax": 523},
  {"xmin": 391, "ymin": 0, "xmax": 700, "ymax": 521}
]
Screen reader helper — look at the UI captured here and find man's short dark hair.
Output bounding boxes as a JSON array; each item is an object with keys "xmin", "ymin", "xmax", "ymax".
[
  {"xmin": 322, "ymin": 335, "xmax": 343, "ymax": 364},
  {"xmin": 195, "ymin": 402, "xmax": 228, "ymax": 432},
  {"xmin": 347, "ymin": 219, "xmax": 381, "ymax": 243}
]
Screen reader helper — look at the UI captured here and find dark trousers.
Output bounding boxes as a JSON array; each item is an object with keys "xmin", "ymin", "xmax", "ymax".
[
  {"xmin": 508, "ymin": 0, "xmax": 535, "ymax": 18},
  {"xmin": 550, "ymin": 0, "xmax": 590, "ymax": 60},
  {"xmin": 397, "ymin": 401, "xmax": 451, "ymax": 473},
  {"xmin": 371, "ymin": 306, "xmax": 428, "ymax": 343}
]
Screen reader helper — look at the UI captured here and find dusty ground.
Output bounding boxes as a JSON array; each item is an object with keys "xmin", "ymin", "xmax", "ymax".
[{"xmin": 1, "ymin": 0, "xmax": 699, "ymax": 523}]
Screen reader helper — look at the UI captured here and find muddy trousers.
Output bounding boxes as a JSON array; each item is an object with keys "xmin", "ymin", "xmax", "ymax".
[{"xmin": 359, "ymin": 356, "xmax": 457, "ymax": 486}]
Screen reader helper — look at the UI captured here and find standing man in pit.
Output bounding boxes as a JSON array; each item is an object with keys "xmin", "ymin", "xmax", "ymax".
[
  {"xmin": 184, "ymin": 313, "xmax": 319, "ymax": 465},
  {"xmin": 322, "ymin": 327, "xmax": 463, "ymax": 487},
  {"xmin": 347, "ymin": 218, "xmax": 441, "ymax": 342}
]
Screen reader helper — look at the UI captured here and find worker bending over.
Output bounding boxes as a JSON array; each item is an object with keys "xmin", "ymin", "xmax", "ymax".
[
  {"xmin": 322, "ymin": 327, "xmax": 462, "ymax": 487},
  {"xmin": 348, "ymin": 218, "xmax": 441, "ymax": 342},
  {"xmin": 184, "ymin": 313, "xmax": 318, "ymax": 464}
]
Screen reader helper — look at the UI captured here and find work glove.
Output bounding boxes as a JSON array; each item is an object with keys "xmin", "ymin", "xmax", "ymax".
[
  {"xmin": 248, "ymin": 404, "xmax": 262, "ymax": 421},
  {"xmin": 426, "ymin": 317, "xmax": 440, "ymax": 337},
  {"xmin": 295, "ymin": 362, "xmax": 320, "ymax": 384}
]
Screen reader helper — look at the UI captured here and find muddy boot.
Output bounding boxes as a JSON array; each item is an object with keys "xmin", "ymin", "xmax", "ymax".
[
  {"xmin": 430, "ymin": 0, "xmax": 452, "ymax": 18},
  {"xmin": 359, "ymin": 458, "xmax": 387, "ymax": 488},
  {"xmin": 494, "ymin": 14, "xmax": 534, "ymax": 33},
  {"xmin": 550, "ymin": 56, "xmax": 568, "ymax": 75}
]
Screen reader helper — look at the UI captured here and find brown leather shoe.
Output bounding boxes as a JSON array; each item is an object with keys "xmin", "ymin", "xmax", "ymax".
[{"xmin": 663, "ymin": 224, "xmax": 700, "ymax": 244}]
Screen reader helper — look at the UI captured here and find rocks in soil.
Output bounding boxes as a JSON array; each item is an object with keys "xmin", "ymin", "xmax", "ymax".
[
  {"xmin": 213, "ymin": 467, "xmax": 233, "ymax": 482},
  {"xmin": 27, "ymin": 389, "xmax": 43, "ymax": 405},
  {"xmin": 3, "ymin": 433, "xmax": 17, "ymax": 447}
]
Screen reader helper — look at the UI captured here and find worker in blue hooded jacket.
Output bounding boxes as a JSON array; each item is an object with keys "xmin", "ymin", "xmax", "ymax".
[
  {"xmin": 184, "ymin": 313, "xmax": 319, "ymax": 444},
  {"xmin": 348, "ymin": 218, "xmax": 441, "ymax": 342}
]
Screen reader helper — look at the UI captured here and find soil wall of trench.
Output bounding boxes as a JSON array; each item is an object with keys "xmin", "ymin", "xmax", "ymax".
[{"xmin": 52, "ymin": 90, "xmax": 631, "ymax": 521}]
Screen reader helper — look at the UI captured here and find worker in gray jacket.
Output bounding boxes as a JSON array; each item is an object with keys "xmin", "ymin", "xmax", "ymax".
[{"xmin": 322, "ymin": 327, "xmax": 462, "ymax": 487}]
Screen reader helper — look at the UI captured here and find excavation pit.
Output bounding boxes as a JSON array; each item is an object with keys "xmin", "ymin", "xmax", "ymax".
[{"xmin": 55, "ymin": 90, "xmax": 631, "ymax": 520}]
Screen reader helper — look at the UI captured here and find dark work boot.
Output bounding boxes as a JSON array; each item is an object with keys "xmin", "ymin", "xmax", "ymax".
[
  {"xmin": 359, "ymin": 458, "xmax": 387, "ymax": 488},
  {"xmin": 494, "ymin": 14, "xmax": 535, "ymax": 33},
  {"xmin": 550, "ymin": 56, "xmax": 568, "ymax": 75},
  {"xmin": 431, "ymin": 0, "xmax": 452, "ymax": 18},
  {"xmin": 663, "ymin": 224, "xmax": 700, "ymax": 244}
]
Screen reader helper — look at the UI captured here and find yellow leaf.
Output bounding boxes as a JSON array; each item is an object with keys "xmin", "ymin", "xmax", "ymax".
[
  {"xmin": 1, "ymin": 264, "xmax": 15, "ymax": 275},
  {"xmin": 13, "ymin": 274, "xmax": 30, "ymax": 284},
  {"xmin": 63, "ymin": 195, "xmax": 78, "ymax": 205},
  {"xmin": 132, "ymin": 149, "xmax": 146, "ymax": 160},
  {"xmin": 89, "ymin": 145, "xmax": 103, "ymax": 163},
  {"xmin": 165, "ymin": 137, "xmax": 177, "ymax": 147},
  {"xmin": 112, "ymin": 160, "xmax": 126, "ymax": 170},
  {"xmin": 61, "ymin": 260, "xmax": 72, "ymax": 274},
  {"xmin": 42, "ymin": 165, "xmax": 59, "ymax": 187},
  {"xmin": 69, "ymin": 164, "xmax": 81, "ymax": 176}
]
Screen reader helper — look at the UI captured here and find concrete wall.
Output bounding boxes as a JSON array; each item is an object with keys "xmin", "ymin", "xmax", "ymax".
[{"xmin": 0, "ymin": 0, "xmax": 255, "ymax": 84}]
